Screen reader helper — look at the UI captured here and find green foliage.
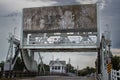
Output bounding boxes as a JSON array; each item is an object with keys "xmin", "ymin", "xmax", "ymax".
[
  {"xmin": 112, "ymin": 56, "xmax": 120, "ymax": 70},
  {"xmin": 78, "ymin": 66, "xmax": 96, "ymax": 76},
  {"xmin": 38, "ymin": 64, "xmax": 49, "ymax": 72},
  {"xmin": 66, "ymin": 64, "xmax": 95, "ymax": 76},
  {"xmin": 0, "ymin": 61, "xmax": 4, "ymax": 71},
  {"xmin": 66, "ymin": 64, "xmax": 75, "ymax": 73},
  {"xmin": 0, "ymin": 61, "xmax": 4, "ymax": 77}
]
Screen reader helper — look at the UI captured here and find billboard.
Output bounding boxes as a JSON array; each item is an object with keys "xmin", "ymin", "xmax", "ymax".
[{"xmin": 23, "ymin": 4, "xmax": 97, "ymax": 32}]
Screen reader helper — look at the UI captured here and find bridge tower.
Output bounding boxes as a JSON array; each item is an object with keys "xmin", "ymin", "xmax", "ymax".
[{"xmin": 3, "ymin": 34, "xmax": 20, "ymax": 77}]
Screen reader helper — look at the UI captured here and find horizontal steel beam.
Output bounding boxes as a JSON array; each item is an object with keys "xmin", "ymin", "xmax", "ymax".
[
  {"xmin": 31, "ymin": 48, "xmax": 98, "ymax": 52},
  {"xmin": 23, "ymin": 28, "xmax": 97, "ymax": 33},
  {"xmin": 21, "ymin": 44, "xmax": 98, "ymax": 52}
]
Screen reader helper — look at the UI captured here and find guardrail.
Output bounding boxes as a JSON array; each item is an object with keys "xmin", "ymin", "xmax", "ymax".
[{"xmin": 111, "ymin": 69, "xmax": 120, "ymax": 80}]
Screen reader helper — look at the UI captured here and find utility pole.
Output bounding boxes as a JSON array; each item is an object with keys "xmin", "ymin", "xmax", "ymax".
[
  {"xmin": 68, "ymin": 58, "xmax": 71, "ymax": 73},
  {"xmin": 52, "ymin": 55, "xmax": 54, "ymax": 61},
  {"xmin": 76, "ymin": 65, "xmax": 79, "ymax": 76}
]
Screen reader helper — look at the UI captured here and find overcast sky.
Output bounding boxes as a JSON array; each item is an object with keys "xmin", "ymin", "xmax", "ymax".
[{"xmin": 0, "ymin": 0, "xmax": 120, "ymax": 69}]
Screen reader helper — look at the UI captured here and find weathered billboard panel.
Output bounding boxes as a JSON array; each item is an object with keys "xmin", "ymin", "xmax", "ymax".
[{"xmin": 23, "ymin": 4, "xmax": 97, "ymax": 32}]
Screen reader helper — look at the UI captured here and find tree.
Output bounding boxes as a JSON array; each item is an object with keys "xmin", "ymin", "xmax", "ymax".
[
  {"xmin": 112, "ymin": 56, "xmax": 120, "ymax": 70},
  {"xmin": 66, "ymin": 64, "xmax": 75, "ymax": 73},
  {"xmin": 0, "ymin": 61, "xmax": 4, "ymax": 71},
  {"xmin": 0, "ymin": 61, "xmax": 4, "ymax": 77},
  {"xmin": 78, "ymin": 66, "xmax": 96, "ymax": 76},
  {"xmin": 38, "ymin": 64, "xmax": 49, "ymax": 72}
]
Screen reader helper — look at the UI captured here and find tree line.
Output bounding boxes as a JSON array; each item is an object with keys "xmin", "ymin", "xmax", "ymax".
[{"xmin": 0, "ymin": 55, "xmax": 120, "ymax": 76}]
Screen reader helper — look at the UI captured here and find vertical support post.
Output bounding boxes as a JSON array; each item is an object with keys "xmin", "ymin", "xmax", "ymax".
[
  {"xmin": 108, "ymin": 41, "xmax": 111, "ymax": 80},
  {"xmin": 38, "ymin": 52, "xmax": 45, "ymax": 74},
  {"xmin": 27, "ymin": 34, "xmax": 31, "ymax": 45},
  {"xmin": 9, "ymin": 36, "xmax": 14, "ymax": 78},
  {"xmin": 97, "ymin": 2, "xmax": 101, "ymax": 48},
  {"xmin": 96, "ymin": 4, "xmax": 101, "ymax": 79},
  {"xmin": 101, "ymin": 34, "xmax": 109, "ymax": 80},
  {"xmin": 97, "ymin": 48, "xmax": 101, "ymax": 74},
  {"xmin": 76, "ymin": 66, "xmax": 79, "ymax": 76},
  {"xmin": 101, "ymin": 35, "xmax": 105, "ymax": 80},
  {"xmin": 68, "ymin": 58, "xmax": 71, "ymax": 73},
  {"xmin": 30, "ymin": 50, "xmax": 34, "ymax": 71}
]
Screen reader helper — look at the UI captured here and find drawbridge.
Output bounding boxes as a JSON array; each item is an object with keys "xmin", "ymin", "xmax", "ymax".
[{"xmin": 4, "ymin": 3, "xmax": 112, "ymax": 80}]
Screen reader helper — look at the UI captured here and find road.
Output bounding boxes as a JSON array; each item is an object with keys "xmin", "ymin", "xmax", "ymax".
[{"xmin": 18, "ymin": 76, "xmax": 95, "ymax": 80}]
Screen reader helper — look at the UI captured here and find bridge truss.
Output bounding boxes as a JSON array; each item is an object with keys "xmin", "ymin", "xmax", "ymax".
[{"xmin": 3, "ymin": 4, "xmax": 113, "ymax": 80}]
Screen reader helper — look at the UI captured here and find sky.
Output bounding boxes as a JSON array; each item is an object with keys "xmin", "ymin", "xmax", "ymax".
[{"xmin": 0, "ymin": 0, "xmax": 120, "ymax": 69}]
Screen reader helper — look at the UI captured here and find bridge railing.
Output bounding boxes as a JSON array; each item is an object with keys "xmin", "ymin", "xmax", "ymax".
[
  {"xmin": 23, "ymin": 37, "xmax": 97, "ymax": 46},
  {"xmin": 111, "ymin": 69, "xmax": 120, "ymax": 80}
]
